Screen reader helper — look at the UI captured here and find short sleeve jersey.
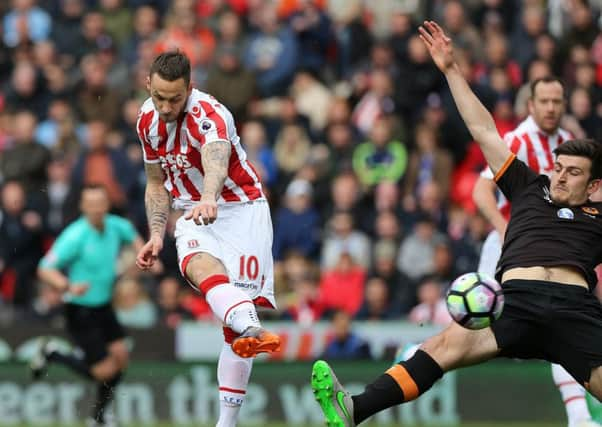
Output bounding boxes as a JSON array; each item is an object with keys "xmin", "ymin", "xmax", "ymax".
[
  {"xmin": 136, "ymin": 88, "xmax": 264, "ymax": 210},
  {"xmin": 39, "ymin": 215, "xmax": 137, "ymax": 306},
  {"xmin": 494, "ymin": 155, "xmax": 602, "ymax": 290}
]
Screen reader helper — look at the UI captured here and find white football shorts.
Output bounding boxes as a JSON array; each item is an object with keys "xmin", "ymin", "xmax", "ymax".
[{"xmin": 175, "ymin": 199, "xmax": 276, "ymax": 309}]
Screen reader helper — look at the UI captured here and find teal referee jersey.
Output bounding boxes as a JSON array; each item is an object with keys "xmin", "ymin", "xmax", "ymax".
[{"xmin": 39, "ymin": 215, "xmax": 137, "ymax": 307}]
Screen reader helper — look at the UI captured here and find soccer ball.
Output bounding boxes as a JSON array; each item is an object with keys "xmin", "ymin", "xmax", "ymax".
[{"xmin": 445, "ymin": 272, "xmax": 504, "ymax": 330}]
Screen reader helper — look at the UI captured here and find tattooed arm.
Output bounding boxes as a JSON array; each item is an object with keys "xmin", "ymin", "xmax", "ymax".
[
  {"xmin": 200, "ymin": 140, "xmax": 231, "ymax": 199},
  {"xmin": 144, "ymin": 162, "xmax": 170, "ymax": 238},
  {"xmin": 184, "ymin": 140, "xmax": 231, "ymax": 225},
  {"xmin": 136, "ymin": 162, "xmax": 169, "ymax": 270}
]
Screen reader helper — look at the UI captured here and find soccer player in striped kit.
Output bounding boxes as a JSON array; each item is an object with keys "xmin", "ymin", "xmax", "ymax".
[
  {"xmin": 135, "ymin": 52, "xmax": 280, "ymax": 427},
  {"xmin": 473, "ymin": 77, "xmax": 598, "ymax": 427}
]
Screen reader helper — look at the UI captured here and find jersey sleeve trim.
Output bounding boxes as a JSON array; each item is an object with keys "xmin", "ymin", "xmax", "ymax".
[{"xmin": 494, "ymin": 153, "xmax": 517, "ymax": 182}]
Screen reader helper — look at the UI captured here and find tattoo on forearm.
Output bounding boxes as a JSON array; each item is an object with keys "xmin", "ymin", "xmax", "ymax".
[
  {"xmin": 201, "ymin": 141, "xmax": 231, "ymax": 199},
  {"xmin": 144, "ymin": 163, "xmax": 170, "ymax": 237}
]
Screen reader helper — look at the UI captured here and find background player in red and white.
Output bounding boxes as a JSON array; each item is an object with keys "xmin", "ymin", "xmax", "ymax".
[
  {"xmin": 135, "ymin": 52, "xmax": 280, "ymax": 427},
  {"xmin": 473, "ymin": 77, "xmax": 597, "ymax": 427}
]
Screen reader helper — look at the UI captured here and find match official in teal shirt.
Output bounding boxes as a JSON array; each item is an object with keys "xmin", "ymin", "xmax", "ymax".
[{"xmin": 33, "ymin": 184, "xmax": 144, "ymax": 427}]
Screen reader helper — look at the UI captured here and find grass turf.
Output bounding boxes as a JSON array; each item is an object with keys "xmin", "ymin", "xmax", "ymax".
[{"xmin": 23, "ymin": 423, "xmax": 566, "ymax": 427}]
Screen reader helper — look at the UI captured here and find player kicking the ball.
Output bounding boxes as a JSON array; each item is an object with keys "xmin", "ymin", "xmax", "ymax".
[
  {"xmin": 135, "ymin": 52, "xmax": 280, "ymax": 427},
  {"xmin": 311, "ymin": 21, "xmax": 602, "ymax": 426}
]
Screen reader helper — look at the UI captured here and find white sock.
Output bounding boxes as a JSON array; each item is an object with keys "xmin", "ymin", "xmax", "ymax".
[
  {"xmin": 551, "ymin": 363, "xmax": 591, "ymax": 425},
  {"xmin": 216, "ymin": 342, "xmax": 253, "ymax": 427},
  {"xmin": 206, "ymin": 284, "xmax": 260, "ymax": 334}
]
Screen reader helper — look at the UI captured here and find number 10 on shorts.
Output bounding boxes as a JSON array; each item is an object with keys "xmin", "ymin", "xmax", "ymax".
[{"xmin": 239, "ymin": 255, "xmax": 259, "ymax": 280}]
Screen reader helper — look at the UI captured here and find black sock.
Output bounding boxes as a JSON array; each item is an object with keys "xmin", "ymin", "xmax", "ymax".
[
  {"xmin": 47, "ymin": 352, "xmax": 92, "ymax": 379},
  {"xmin": 93, "ymin": 371, "xmax": 123, "ymax": 423},
  {"xmin": 352, "ymin": 350, "xmax": 443, "ymax": 424}
]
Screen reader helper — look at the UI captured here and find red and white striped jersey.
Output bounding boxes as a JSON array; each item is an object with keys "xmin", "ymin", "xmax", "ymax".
[
  {"xmin": 481, "ymin": 115, "xmax": 573, "ymax": 218},
  {"xmin": 137, "ymin": 89, "xmax": 264, "ymax": 209}
]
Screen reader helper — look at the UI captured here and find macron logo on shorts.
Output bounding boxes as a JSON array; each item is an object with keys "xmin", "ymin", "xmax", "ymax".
[{"xmin": 187, "ymin": 239, "xmax": 199, "ymax": 248}]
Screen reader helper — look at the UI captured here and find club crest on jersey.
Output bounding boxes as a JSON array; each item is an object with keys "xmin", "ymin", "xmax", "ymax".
[
  {"xmin": 200, "ymin": 120, "xmax": 214, "ymax": 132},
  {"xmin": 557, "ymin": 208, "xmax": 574, "ymax": 220},
  {"xmin": 582, "ymin": 206, "xmax": 599, "ymax": 216},
  {"xmin": 187, "ymin": 239, "xmax": 199, "ymax": 248},
  {"xmin": 190, "ymin": 105, "xmax": 201, "ymax": 117}
]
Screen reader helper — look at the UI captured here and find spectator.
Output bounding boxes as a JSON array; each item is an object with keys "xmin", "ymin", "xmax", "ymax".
[
  {"xmin": 113, "ymin": 277, "xmax": 157, "ymax": 329},
  {"xmin": 273, "ymin": 124, "xmax": 312, "ymax": 178},
  {"xmin": 3, "ymin": 61, "xmax": 51, "ymax": 119},
  {"xmin": 0, "ymin": 181, "xmax": 44, "ymax": 310},
  {"xmin": 74, "ymin": 54, "xmax": 122, "ymax": 126},
  {"xmin": 569, "ymin": 86, "xmax": 601, "ymax": 141},
  {"xmin": 441, "ymin": 0, "xmax": 483, "ymax": 60},
  {"xmin": 387, "ymin": 10, "xmax": 415, "ymax": 65},
  {"xmin": 397, "ymin": 214, "xmax": 446, "ymax": 281},
  {"xmin": 351, "ymin": 69, "xmax": 396, "ymax": 137},
  {"xmin": 321, "ymin": 310, "xmax": 372, "ymax": 360},
  {"xmin": 71, "ymin": 120, "xmax": 134, "ymax": 213},
  {"xmin": 352, "ymin": 115, "xmax": 408, "ymax": 188},
  {"xmin": 327, "ymin": 0, "xmax": 372, "ymax": 78},
  {"xmin": 355, "ymin": 276, "xmax": 402, "ymax": 320},
  {"xmin": 35, "ymin": 99, "xmax": 79, "ymax": 157},
  {"xmin": 403, "ymin": 123, "xmax": 453, "ymax": 205},
  {"xmin": 514, "ymin": 59, "xmax": 552, "ymax": 120},
  {"xmin": 3, "ymin": 0, "xmax": 52, "ymax": 48},
  {"xmin": 273, "ymin": 179, "xmax": 321, "ymax": 261},
  {"xmin": 243, "ymin": 3, "xmax": 299, "ymax": 97},
  {"xmin": 474, "ymin": 33, "xmax": 522, "ymax": 89},
  {"xmin": 290, "ymin": 71, "xmax": 333, "ymax": 134},
  {"xmin": 324, "ymin": 122, "xmax": 356, "ymax": 173},
  {"xmin": 321, "ymin": 210, "xmax": 370, "ymax": 271},
  {"xmin": 321, "ymin": 171, "xmax": 370, "ymax": 234},
  {"xmin": 0, "ymin": 110, "xmax": 50, "ymax": 200},
  {"xmin": 46, "ymin": 153, "xmax": 77, "ymax": 235},
  {"xmin": 281, "ymin": 271, "xmax": 324, "ymax": 326},
  {"xmin": 408, "ymin": 275, "xmax": 452, "ymax": 326},
  {"xmin": 205, "ymin": 44, "xmax": 257, "ymax": 122},
  {"xmin": 510, "ymin": 5, "xmax": 546, "ymax": 69},
  {"xmin": 49, "ymin": 0, "xmax": 84, "ymax": 67},
  {"xmin": 559, "ymin": 0, "xmax": 598, "ymax": 63},
  {"xmin": 156, "ymin": 276, "xmax": 195, "ymax": 328},
  {"xmin": 289, "ymin": 0, "xmax": 332, "ymax": 74},
  {"xmin": 153, "ymin": 2, "xmax": 215, "ymax": 71},
  {"xmin": 121, "ymin": 5, "xmax": 159, "ymax": 65},
  {"xmin": 396, "ymin": 35, "xmax": 444, "ymax": 124},
  {"xmin": 69, "ymin": 10, "xmax": 111, "ymax": 63},
  {"xmin": 371, "ymin": 238, "xmax": 416, "ymax": 315},
  {"xmin": 240, "ymin": 120, "xmax": 278, "ymax": 188},
  {"xmin": 318, "ymin": 251, "xmax": 365, "ymax": 316},
  {"xmin": 99, "ymin": 0, "xmax": 132, "ymax": 47},
  {"xmin": 28, "ymin": 282, "xmax": 64, "ymax": 326}
]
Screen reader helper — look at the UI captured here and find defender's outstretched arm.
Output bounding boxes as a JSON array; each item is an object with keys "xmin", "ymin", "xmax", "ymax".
[{"xmin": 419, "ymin": 21, "xmax": 511, "ymax": 176}]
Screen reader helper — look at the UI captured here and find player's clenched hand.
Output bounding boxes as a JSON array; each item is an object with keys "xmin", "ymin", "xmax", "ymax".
[
  {"xmin": 185, "ymin": 197, "xmax": 218, "ymax": 225},
  {"xmin": 136, "ymin": 235, "xmax": 163, "ymax": 270},
  {"xmin": 418, "ymin": 21, "xmax": 455, "ymax": 72},
  {"xmin": 69, "ymin": 282, "xmax": 89, "ymax": 296}
]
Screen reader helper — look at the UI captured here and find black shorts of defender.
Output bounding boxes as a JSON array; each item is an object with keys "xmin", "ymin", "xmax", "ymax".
[
  {"xmin": 64, "ymin": 303, "xmax": 127, "ymax": 366},
  {"xmin": 491, "ymin": 279, "xmax": 602, "ymax": 386}
]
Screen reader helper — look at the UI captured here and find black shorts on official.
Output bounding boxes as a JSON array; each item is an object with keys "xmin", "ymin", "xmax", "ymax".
[
  {"xmin": 64, "ymin": 303, "xmax": 127, "ymax": 365},
  {"xmin": 491, "ymin": 279, "xmax": 602, "ymax": 386}
]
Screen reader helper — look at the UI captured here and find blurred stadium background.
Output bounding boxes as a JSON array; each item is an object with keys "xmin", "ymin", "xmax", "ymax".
[{"xmin": 0, "ymin": 0, "xmax": 601, "ymax": 425}]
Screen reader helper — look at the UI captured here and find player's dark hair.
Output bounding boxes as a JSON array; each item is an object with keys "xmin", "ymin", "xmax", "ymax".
[
  {"xmin": 149, "ymin": 51, "xmax": 191, "ymax": 87},
  {"xmin": 530, "ymin": 76, "xmax": 566, "ymax": 99},
  {"xmin": 554, "ymin": 139, "xmax": 602, "ymax": 180}
]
